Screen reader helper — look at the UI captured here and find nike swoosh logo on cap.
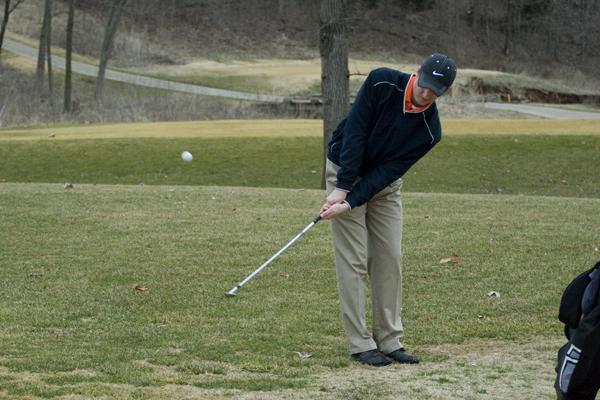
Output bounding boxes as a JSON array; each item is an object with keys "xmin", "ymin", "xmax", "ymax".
[{"xmin": 432, "ymin": 70, "xmax": 444, "ymax": 77}]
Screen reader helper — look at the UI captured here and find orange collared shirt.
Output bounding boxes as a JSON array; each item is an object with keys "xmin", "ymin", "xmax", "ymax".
[{"xmin": 404, "ymin": 74, "xmax": 433, "ymax": 113}]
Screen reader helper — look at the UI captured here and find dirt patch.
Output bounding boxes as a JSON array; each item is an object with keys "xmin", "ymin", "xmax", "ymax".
[
  {"xmin": 314, "ymin": 337, "xmax": 563, "ymax": 400},
  {"xmin": 463, "ymin": 76, "xmax": 600, "ymax": 105},
  {"xmin": 522, "ymin": 89, "xmax": 600, "ymax": 105}
]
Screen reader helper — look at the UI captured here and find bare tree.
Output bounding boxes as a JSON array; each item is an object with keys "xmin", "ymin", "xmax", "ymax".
[
  {"xmin": 46, "ymin": 0, "xmax": 54, "ymax": 107},
  {"xmin": 64, "ymin": 0, "xmax": 75, "ymax": 113},
  {"xmin": 577, "ymin": 0, "xmax": 594, "ymax": 57},
  {"xmin": 319, "ymin": 0, "xmax": 348, "ymax": 188},
  {"xmin": 35, "ymin": 0, "xmax": 51, "ymax": 90},
  {"xmin": 503, "ymin": 0, "xmax": 514, "ymax": 57},
  {"xmin": 0, "ymin": 0, "xmax": 25, "ymax": 59},
  {"xmin": 96, "ymin": 0, "xmax": 128, "ymax": 108},
  {"xmin": 277, "ymin": 0, "xmax": 286, "ymax": 23}
]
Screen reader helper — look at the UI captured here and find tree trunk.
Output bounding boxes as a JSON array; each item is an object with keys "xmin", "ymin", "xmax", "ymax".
[
  {"xmin": 96, "ymin": 0, "xmax": 128, "ymax": 108},
  {"xmin": 46, "ymin": 0, "xmax": 54, "ymax": 108},
  {"xmin": 485, "ymin": 0, "xmax": 490, "ymax": 49},
  {"xmin": 64, "ymin": 0, "xmax": 74, "ymax": 113},
  {"xmin": 547, "ymin": 0, "xmax": 560, "ymax": 60},
  {"xmin": 0, "ymin": 0, "xmax": 11, "ymax": 59},
  {"xmin": 578, "ymin": 0, "xmax": 591, "ymax": 57},
  {"xmin": 277, "ymin": 0, "xmax": 286, "ymax": 22},
  {"xmin": 319, "ymin": 0, "xmax": 349, "ymax": 189},
  {"xmin": 503, "ymin": 0, "xmax": 513, "ymax": 57},
  {"xmin": 0, "ymin": 0, "xmax": 24, "ymax": 59},
  {"xmin": 36, "ymin": 0, "xmax": 51, "ymax": 90}
]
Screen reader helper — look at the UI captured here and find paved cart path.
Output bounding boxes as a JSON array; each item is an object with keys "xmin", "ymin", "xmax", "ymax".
[
  {"xmin": 484, "ymin": 102, "xmax": 600, "ymax": 119},
  {"xmin": 3, "ymin": 38, "xmax": 287, "ymax": 103}
]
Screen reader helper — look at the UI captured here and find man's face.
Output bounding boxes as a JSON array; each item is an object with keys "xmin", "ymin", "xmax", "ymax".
[{"xmin": 413, "ymin": 72, "xmax": 440, "ymax": 105}]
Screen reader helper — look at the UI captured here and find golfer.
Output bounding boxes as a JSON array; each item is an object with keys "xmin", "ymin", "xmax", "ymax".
[{"xmin": 319, "ymin": 53, "xmax": 457, "ymax": 366}]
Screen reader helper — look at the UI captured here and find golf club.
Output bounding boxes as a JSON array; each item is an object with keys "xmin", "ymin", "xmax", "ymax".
[{"xmin": 225, "ymin": 215, "xmax": 321, "ymax": 297}]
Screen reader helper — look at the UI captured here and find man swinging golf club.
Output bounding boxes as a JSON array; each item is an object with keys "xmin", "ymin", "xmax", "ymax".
[{"xmin": 320, "ymin": 53, "xmax": 457, "ymax": 367}]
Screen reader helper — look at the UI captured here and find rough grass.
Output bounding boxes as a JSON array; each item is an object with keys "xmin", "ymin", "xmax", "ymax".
[
  {"xmin": 0, "ymin": 55, "xmax": 298, "ymax": 128},
  {"xmin": 1, "ymin": 183, "xmax": 598, "ymax": 398}
]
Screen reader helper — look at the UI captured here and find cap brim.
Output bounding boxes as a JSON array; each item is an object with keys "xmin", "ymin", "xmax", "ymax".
[{"xmin": 418, "ymin": 74, "xmax": 447, "ymax": 97}]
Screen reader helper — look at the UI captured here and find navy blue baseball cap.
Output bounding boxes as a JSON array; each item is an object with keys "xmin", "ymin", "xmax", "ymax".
[{"xmin": 418, "ymin": 53, "xmax": 457, "ymax": 96}]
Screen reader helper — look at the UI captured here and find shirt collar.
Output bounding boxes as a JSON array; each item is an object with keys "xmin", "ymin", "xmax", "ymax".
[{"xmin": 404, "ymin": 74, "xmax": 433, "ymax": 114}]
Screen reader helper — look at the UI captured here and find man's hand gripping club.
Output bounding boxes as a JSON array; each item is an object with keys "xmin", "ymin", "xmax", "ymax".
[{"xmin": 319, "ymin": 188, "xmax": 351, "ymax": 220}]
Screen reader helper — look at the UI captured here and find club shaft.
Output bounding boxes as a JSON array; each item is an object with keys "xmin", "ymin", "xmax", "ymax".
[{"xmin": 228, "ymin": 216, "xmax": 320, "ymax": 293}]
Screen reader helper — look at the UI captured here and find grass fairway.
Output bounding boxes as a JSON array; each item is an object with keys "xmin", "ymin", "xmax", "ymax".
[
  {"xmin": 1, "ymin": 119, "xmax": 600, "ymax": 198},
  {"xmin": 1, "ymin": 182, "xmax": 599, "ymax": 399},
  {"xmin": 1, "ymin": 119, "xmax": 599, "ymax": 399}
]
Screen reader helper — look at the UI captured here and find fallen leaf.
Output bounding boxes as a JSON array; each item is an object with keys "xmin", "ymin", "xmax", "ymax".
[
  {"xmin": 296, "ymin": 352, "xmax": 312, "ymax": 359},
  {"xmin": 439, "ymin": 253, "xmax": 461, "ymax": 264},
  {"xmin": 134, "ymin": 284, "xmax": 147, "ymax": 292}
]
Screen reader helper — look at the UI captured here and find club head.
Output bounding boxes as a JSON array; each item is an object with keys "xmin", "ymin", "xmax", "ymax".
[{"xmin": 225, "ymin": 287, "xmax": 238, "ymax": 297}]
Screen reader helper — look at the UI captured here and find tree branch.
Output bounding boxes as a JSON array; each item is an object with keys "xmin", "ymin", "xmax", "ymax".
[{"xmin": 8, "ymin": 0, "xmax": 26, "ymax": 14}]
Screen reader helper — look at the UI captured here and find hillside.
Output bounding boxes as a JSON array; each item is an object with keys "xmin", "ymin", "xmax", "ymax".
[
  {"xmin": 8, "ymin": 0, "xmax": 600, "ymax": 86},
  {"xmin": 1, "ymin": 0, "xmax": 600, "ymax": 126}
]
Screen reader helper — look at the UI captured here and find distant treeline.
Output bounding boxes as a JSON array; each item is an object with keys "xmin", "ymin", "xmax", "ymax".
[{"xmin": 68, "ymin": 0, "xmax": 600, "ymax": 79}]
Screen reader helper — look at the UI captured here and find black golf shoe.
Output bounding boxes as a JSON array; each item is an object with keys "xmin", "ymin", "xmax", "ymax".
[
  {"xmin": 386, "ymin": 348, "xmax": 420, "ymax": 364},
  {"xmin": 351, "ymin": 349, "xmax": 393, "ymax": 367}
]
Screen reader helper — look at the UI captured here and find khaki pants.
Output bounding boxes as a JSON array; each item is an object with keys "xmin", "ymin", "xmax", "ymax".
[{"xmin": 326, "ymin": 159, "xmax": 404, "ymax": 355}]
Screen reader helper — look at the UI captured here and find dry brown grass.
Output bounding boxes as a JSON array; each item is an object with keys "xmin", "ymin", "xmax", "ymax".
[
  {"xmin": 442, "ymin": 119, "xmax": 600, "ymax": 135},
  {"xmin": 2, "ymin": 119, "xmax": 600, "ymax": 142},
  {"xmin": 138, "ymin": 58, "xmax": 415, "ymax": 95}
]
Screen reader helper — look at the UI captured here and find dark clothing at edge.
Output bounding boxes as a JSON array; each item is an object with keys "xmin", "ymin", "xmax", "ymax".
[{"xmin": 326, "ymin": 67, "xmax": 442, "ymax": 208}]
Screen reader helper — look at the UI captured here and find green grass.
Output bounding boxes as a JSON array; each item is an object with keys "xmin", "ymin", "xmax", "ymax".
[
  {"xmin": 1, "ymin": 135, "xmax": 599, "ymax": 198},
  {"xmin": 1, "ymin": 122, "xmax": 599, "ymax": 398},
  {"xmin": 410, "ymin": 134, "xmax": 600, "ymax": 197},
  {"xmin": 0, "ymin": 183, "xmax": 598, "ymax": 398}
]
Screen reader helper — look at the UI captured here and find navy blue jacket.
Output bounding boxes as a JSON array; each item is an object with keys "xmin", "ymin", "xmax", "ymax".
[{"xmin": 327, "ymin": 67, "xmax": 442, "ymax": 208}]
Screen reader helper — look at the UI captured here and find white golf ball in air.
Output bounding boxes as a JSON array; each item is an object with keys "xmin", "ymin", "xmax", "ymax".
[{"xmin": 181, "ymin": 151, "xmax": 193, "ymax": 162}]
